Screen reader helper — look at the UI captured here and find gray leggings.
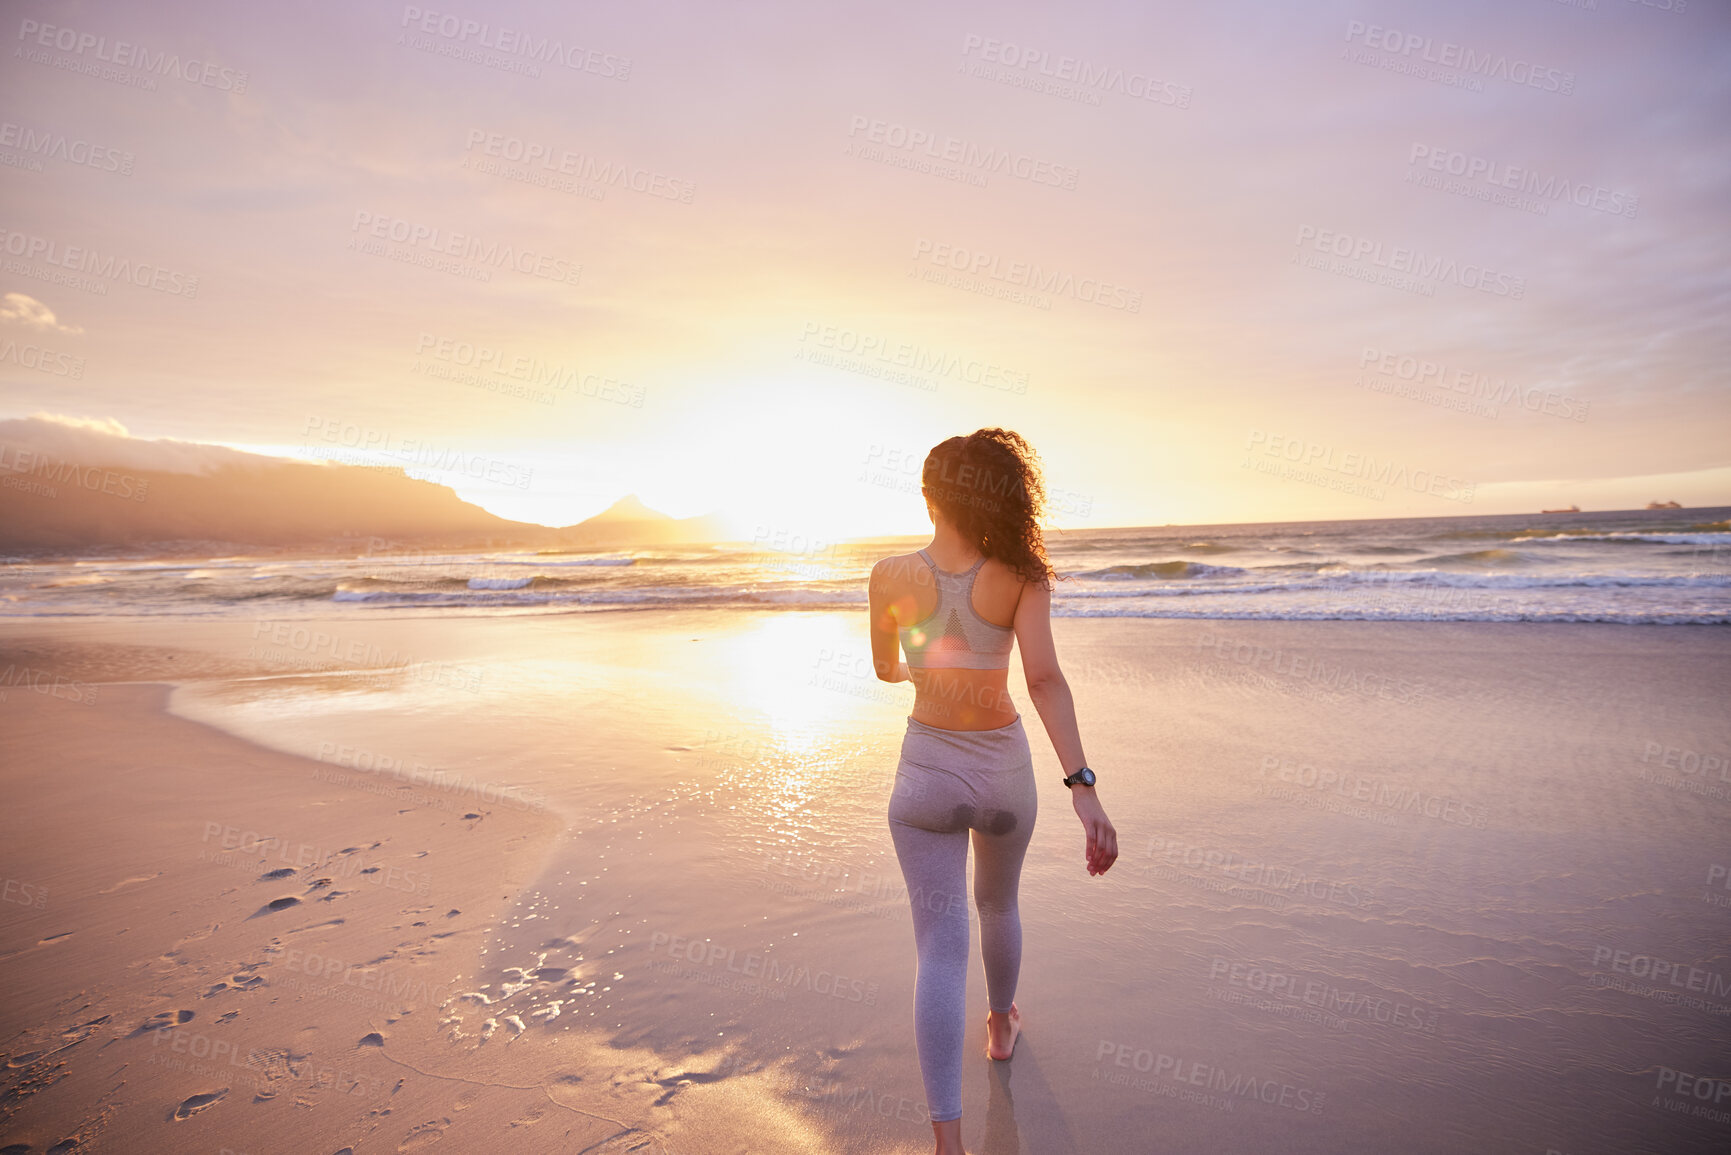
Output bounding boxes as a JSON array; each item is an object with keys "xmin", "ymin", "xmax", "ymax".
[{"xmin": 888, "ymin": 714, "xmax": 1038, "ymax": 1124}]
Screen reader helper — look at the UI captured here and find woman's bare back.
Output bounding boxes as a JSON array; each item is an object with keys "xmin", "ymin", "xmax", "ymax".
[{"xmin": 879, "ymin": 549, "xmax": 1023, "ymax": 730}]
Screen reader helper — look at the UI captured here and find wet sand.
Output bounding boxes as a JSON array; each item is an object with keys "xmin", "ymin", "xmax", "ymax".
[{"xmin": 1, "ymin": 612, "xmax": 1728, "ymax": 1153}]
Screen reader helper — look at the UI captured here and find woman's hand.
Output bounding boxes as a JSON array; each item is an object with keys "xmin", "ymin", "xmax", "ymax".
[{"xmin": 1070, "ymin": 788, "xmax": 1117, "ymax": 876}]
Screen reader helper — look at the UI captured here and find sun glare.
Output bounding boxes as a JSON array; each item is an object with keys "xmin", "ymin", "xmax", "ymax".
[{"xmin": 713, "ymin": 614, "xmax": 883, "ymax": 758}]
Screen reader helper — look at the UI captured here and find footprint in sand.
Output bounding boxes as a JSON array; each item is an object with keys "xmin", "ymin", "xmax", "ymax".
[
  {"xmin": 135, "ymin": 1009, "xmax": 195, "ymax": 1035},
  {"xmin": 99, "ymin": 873, "xmax": 161, "ymax": 894},
  {"xmin": 60, "ymin": 1015, "xmax": 111, "ymax": 1043},
  {"xmin": 203, "ymin": 973, "xmax": 266, "ymax": 998},
  {"xmin": 648, "ymin": 1063, "xmax": 739, "ymax": 1108},
  {"xmin": 397, "ymin": 1119, "xmax": 450, "ymax": 1151},
  {"xmin": 38, "ymin": 932, "xmax": 73, "ymax": 946},
  {"xmin": 358, "ymin": 1032, "xmax": 386, "ymax": 1048},
  {"xmin": 167, "ymin": 924, "xmax": 219, "ymax": 951},
  {"xmin": 259, "ymin": 867, "xmax": 297, "ymax": 881},
  {"xmin": 251, "ymin": 896, "xmax": 302, "ymax": 917},
  {"xmin": 173, "ymin": 1088, "xmax": 227, "ymax": 1120}
]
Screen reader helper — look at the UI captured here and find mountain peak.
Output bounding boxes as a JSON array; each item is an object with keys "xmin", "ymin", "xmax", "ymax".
[{"xmin": 590, "ymin": 494, "xmax": 670, "ymax": 522}]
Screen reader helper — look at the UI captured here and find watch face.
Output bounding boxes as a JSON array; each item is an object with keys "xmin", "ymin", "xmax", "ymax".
[{"xmin": 1080, "ymin": 768, "xmax": 1096, "ymax": 786}]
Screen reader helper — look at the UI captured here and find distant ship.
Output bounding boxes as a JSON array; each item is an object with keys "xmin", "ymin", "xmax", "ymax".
[
  {"xmin": 1542, "ymin": 504, "xmax": 1581, "ymax": 513},
  {"xmin": 1646, "ymin": 500, "xmax": 1682, "ymax": 510}
]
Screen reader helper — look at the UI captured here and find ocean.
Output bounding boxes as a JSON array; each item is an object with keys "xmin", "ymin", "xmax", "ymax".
[{"xmin": 6, "ymin": 506, "xmax": 1728, "ymax": 624}]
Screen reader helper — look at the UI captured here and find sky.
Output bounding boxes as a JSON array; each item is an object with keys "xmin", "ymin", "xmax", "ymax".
[{"xmin": 1, "ymin": 0, "xmax": 1728, "ymax": 540}]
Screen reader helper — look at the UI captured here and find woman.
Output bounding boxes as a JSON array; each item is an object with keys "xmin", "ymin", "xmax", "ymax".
[{"xmin": 869, "ymin": 428, "xmax": 1118, "ymax": 1154}]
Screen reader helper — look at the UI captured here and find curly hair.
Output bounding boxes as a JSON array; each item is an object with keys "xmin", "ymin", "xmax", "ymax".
[{"xmin": 921, "ymin": 428, "xmax": 1060, "ymax": 589}]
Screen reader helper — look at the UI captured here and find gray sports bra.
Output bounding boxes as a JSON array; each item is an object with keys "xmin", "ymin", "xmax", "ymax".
[{"xmin": 899, "ymin": 549, "xmax": 1016, "ymax": 670}]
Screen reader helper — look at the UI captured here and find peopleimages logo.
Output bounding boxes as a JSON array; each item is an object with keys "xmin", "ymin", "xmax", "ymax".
[
  {"xmin": 301, "ymin": 416, "xmax": 534, "ymax": 491},
  {"xmin": 0, "ymin": 120, "xmax": 134, "ymax": 175},
  {"xmin": 846, "ymin": 115, "xmax": 1079, "ymax": 190},
  {"xmin": 15, "ymin": 19, "xmax": 250, "ymax": 91},
  {"xmin": 1294, "ymin": 226, "xmax": 1525, "ymax": 299},
  {"xmin": 1143, "ymin": 833, "xmax": 1371, "ymax": 908},
  {"xmin": 1343, "ymin": 20, "xmax": 1575, "ymax": 95},
  {"xmin": 1590, "ymin": 946, "xmax": 1731, "ymax": 999},
  {"xmin": 911, "ymin": 239, "xmax": 1142, "ymax": 312},
  {"xmin": 413, "ymin": 332, "xmax": 646, "ymax": 408},
  {"xmin": 0, "ymin": 339, "xmax": 85, "ymax": 379},
  {"xmin": 798, "ymin": 321, "xmax": 1028, "ymax": 394},
  {"xmin": 1207, "ymin": 956, "xmax": 1440, "ymax": 1033},
  {"xmin": 1258, "ymin": 755, "xmax": 1484, "ymax": 828},
  {"xmin": 648, "ymin": 932, "xmax": 880, "ymax": 1005},
  {"xmin": 1093, "ymin": 1040, "xmax": 1326, "ymax": 1114},
  {"xmin": 348, "ymin": 211, "xmax": 582, "ymax": 286},
  {"xmin": 1407, "ymin": 144, "xmax": 1637, "ymax": 219},
  {"xmin": 1358, "ymin": 347, "xmax": 1590, "ymax": 423},
  {"xmin": 0, "ymin": 443, "xmax": 148, "ymax": 502},
  {"xmin": 462, "ymin": 129, "xmax": 692, "ymax": 203},
  {"xmin": 0, "ymin": 228, "xmax": 200, "ymax": 297},
  {"xmin": 398, "ymin": 7, "xmax": 630, "ymax": 79},
  {"xmin": 959, "ymin": 35, "xmax": 1192, "ymax": 108},
  {"xmin": 1243, "ymin": 429, "xmax": 1476, "ymax": 505}
]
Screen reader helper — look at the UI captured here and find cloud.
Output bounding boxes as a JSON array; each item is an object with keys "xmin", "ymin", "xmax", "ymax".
[
  {"xmin": 0, "ymin": 293, "xmax": 84, "ymax": 335},
  {"xmin": 0, "ymin": 413, "xmax": 295, "ymax": 475}
]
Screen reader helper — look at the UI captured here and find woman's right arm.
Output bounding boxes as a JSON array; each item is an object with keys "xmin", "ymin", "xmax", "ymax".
[{"xmin": 869, "ymin": 557, "xmax": 910, "ymax": 683}]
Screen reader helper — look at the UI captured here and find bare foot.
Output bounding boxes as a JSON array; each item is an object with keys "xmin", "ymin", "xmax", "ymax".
[{"xmin": 985, "ymin": 1003, "xmax": 1020, "ymax": 1061}]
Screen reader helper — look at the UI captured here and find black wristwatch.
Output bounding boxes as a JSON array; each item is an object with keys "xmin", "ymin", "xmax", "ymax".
[{"xmin": 1062, "ymin": 766, "xmax": 1096, "ymax": 789}]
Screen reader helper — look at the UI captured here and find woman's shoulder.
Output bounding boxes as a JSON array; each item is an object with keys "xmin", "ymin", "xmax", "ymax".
[
  {"xmin": 870, "ymin": 550, "xmax": 929, "ymax": 587},
  {"xmin": 978, "ymin": 553, "xmax": 1037, "ymax": 587}
]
